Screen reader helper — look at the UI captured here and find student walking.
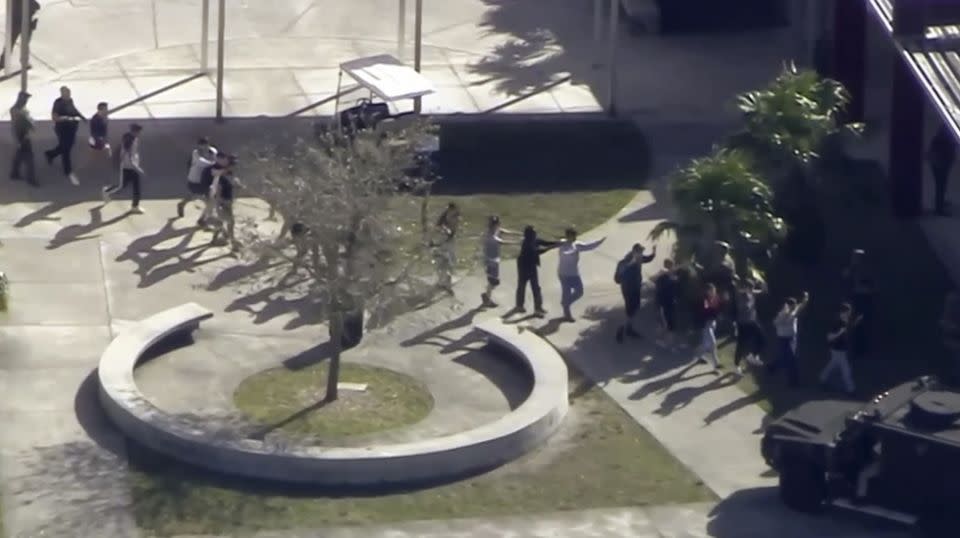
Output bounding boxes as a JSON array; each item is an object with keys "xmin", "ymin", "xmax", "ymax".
[
  {"xmin": 177, "ymin": 137, "xmax": 218, "ymax": 220},
  {"xmin": 103, "ymin": 124, "xmax": 145, "ymax": 213},
  {"xmin": 734, "ymin": 277, "xmax": 767, "ymax": 374},
  {"xmin": 820, "ymin": 303, "xmax": 859, "ymax": 394},
  {"xmin": 80, "ymin": 102, "xmax": 111, "ymax": 173},
  {"xmin": 44, "ymin": 86, "xmax": 86, "ymax": 186},
  {"xmin": 515, "ymin": 225, "xmax": 558, "ymax": 316},
  {"xmin": 480, "ymin": 216, "xmax": 521, "ymax": 308},
  {"xmin": 9, "ymin": 91, "xmax": 37, "ymax": 186},
  {"xmin": 209, "ymin": 154, "xmax": 241, "ymax": 250},
  {"xmin": 654, "ymin": 259, "xmax": 678, "ymax": 344},
  {"xmin": 199, "ymin": 152, "xmax": 231, "ymax": 227},
  {"xmin": 694, "ymin": 283, "xmax": 723, "ymax": 371},
  {"xmin": 614, "ymin": 243, "xmax": 656, "ymax": 343},
  {"xmin": 556, "ymin": 228, "xmax": 606, "ymax": 321},
  {"xmin": 432, "ymin": 202, "xmax": 460, "ymax": 293},
  {"xmin": 767, "ymin": 292, "xmax": 809, "ymax": 387}
]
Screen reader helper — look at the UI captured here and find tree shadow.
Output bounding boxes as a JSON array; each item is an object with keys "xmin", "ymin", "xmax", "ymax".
[
  {"xmin": 46, "ymin": 205, "xmax": 129, "ymax": 249},
  {"xmin": 399, "ymin": 306, "xmax": 484, "ymax": 348},
  {"xmin": 245, "ymin": 399, "xmax": 331, "ymax": 441},
  {"xmin": 282, "ymin": 340, "xmax": 335, "ymax": 371}
]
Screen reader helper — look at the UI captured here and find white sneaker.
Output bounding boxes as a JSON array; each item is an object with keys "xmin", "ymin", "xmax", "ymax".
[
  {"xmin": 737, "ymin": 364, "xmax": 745, "ymax": 375},
  {"xmin": 130, "ymin": 206, "xmax": 144, "ymax": 214},
  {"xmin": 68, "ymin": 173, "xmax": 79, "ymax": 186},
  {"xmin": 101, "ymin": 186, "xmax": 112, "ymax": 202}
]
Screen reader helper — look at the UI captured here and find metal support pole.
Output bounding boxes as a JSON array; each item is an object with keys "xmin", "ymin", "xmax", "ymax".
[
  {"xmin": 4, "ymin": 0, "xmax": 14, "ymax": 76},
  {"xmin": 397, "ymin": 0, "xmax": 406, "ymax": 60},
  {"xmin": 200, "ymin": 0, "xmax": 210, "ymax": 71},
  {"xmin": 413, "ymin": 0, "xmax": 423, "ymax": 113},
  {"xmin": 606, "ymin": 0, "xmax": 619, "ymax": 116},
  {"xmin": 215, "ymin": 0, "xmax": 226, "ymax": 122},
  {"xmin": 593, "ymin": 0, "xmax": 603, "ymax": 42},
  {"xmin": 18, "ymin": 0, "xmax": 28, "ymax": 92}
]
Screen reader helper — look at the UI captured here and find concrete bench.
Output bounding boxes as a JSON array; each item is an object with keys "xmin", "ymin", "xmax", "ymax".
[{"xmin": 97, "ymin": 306, "xmax": 569, "ymax": 486}]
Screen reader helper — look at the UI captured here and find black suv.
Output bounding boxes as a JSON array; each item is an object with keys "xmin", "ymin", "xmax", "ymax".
[{"xmin": 762, "ymin": 377, "xmax": 960, "ymax": 536}]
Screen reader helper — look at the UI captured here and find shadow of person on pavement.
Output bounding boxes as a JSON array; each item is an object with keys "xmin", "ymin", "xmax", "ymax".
[
  {"xmin": 46, "ymin": 204, "xmax": 130, "ymax": 249},
  {"xmin": 115, "ymin": 218, "xmax": 208, "ymax": 286},
  {"xmin": 224, "ymin": 280, "xmax": 325, "ymax": 330},
  {"xmin": 14, "ymin": 199, "xmax": 71, "ymax": 228},
  {"xmin": 654, "ymin": 371, "xmax": 741, "ymax": 416},
  {"xmin": 281, "ymin": 340, "xmax": 335, "ymax": 371}
]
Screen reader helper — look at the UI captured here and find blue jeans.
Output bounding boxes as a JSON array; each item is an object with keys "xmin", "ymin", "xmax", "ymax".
[
  {"xmin": 559, "ymin": 275, "xmax": 584, "ymax": 313},
  {"xmin": 769, "ymin": 336, "xmax": 799, "ymax": 386}
]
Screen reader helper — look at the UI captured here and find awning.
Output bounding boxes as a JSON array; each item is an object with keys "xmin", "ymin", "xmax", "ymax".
[
  {"xmin": 339, "ymin": 54, "xmax": 436, "ymax": 102},
  {"xmin": 868, "ymin": 0, "xmax": 960, "ymax": 140}
]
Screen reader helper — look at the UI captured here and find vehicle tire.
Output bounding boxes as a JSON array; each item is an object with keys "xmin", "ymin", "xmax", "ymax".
[{"xmin": 779, "ymin": 459, "xmax": 827, "ymax": 513}]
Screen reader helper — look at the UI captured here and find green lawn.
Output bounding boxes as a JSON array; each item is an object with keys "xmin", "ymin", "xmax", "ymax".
[
  {"xmin": 431, "ymin": 190, "xmax": 637, "ymax": 263},
  {"xmin": 129, "ymin": 370, "xmax": 712, "ymax": 536},
  {"xmin": 234, "ymin": 363, "xmax": 434, "ymax": 442},
  {"xmin": 717, "ymin": 171, "xmax": 954, "ymax": 415}
]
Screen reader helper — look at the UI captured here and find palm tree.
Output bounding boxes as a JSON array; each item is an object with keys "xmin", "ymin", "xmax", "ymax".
[
  {"xmin": 731, "ymin": 61, "xmax": 864, "ymax": 176},
  {"xmin": 649, "ymin": 147, "xmax": 785, "ymax": 277},
  {"xmin": 729, "ymin": 63, "xmax": 864, "ymax": 264}
]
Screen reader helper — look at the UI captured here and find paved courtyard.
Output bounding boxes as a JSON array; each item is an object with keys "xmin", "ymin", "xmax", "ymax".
[
  {"xmin": 0, "ymin": 0, "xmax": 802, "ymax": 119},
  {"xmin": 0, "ymin": 116, "xmax": 912, "ymax": 537},
  {"xmin": 0, "ymin": 5, "xmax": 918, "ymax": 536}
]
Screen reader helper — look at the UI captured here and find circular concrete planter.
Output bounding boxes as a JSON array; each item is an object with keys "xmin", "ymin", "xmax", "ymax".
[{"xmin": 98, "ymin": 304, "xmax": 569, "ymax": 486}]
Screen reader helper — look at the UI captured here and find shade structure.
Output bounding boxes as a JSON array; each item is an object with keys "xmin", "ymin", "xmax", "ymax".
[{"xmin": 340, "ymin": 54, "xmax": 436, "ymax": 102}]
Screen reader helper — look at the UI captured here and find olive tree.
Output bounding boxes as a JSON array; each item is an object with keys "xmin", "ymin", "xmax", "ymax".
[{"xmin": 236, "ymin": 119, "xmax": 442, "ymax": 401}]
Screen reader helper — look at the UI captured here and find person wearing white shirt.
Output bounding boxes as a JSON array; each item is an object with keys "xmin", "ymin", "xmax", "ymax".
[
  {"xmin": 102, "ymin": 123, "xmax": 144, "ymax": 214},
  {"xmin": 177, "ymin": 136, "xmax": 218, "ymax": 219},
  {"xmin": 767, "ymin": 291, "xmax": 809, "ymax": 386},
  {"xmin": 480, "ymin": 215, "xmax": 521, "ymax": 308},
  {"xmin": 556, "ymin": 227, "xmax": 606, "ymax": 321}
]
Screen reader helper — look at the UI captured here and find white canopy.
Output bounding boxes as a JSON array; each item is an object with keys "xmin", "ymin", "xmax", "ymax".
[{"xmin": 340, "ymin": 54, "xmax": 436, "ymax": 102}]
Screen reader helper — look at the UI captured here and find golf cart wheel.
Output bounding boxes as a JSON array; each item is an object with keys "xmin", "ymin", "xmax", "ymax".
[{"xmin": 779, "ymin": 459, "xmax": 826, "ymax": 513}]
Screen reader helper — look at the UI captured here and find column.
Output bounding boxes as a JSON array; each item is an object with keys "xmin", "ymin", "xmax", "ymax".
[
  {"xmin": 889, "ymin": 57, "xmax": 925, "ymax": 218},
  {"xmin": 832, "ymin": 0, "xmax": 867, "ymax": 122}
]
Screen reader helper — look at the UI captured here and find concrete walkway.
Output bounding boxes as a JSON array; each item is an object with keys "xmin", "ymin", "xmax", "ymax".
[{"xmin": 0, "ymin": 0, "xmax": 800, "ymax": 120}]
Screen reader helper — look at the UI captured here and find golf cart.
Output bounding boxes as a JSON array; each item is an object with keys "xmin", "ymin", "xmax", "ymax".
[
  {"xmin": 761, "ymin": 376, "xmax": 960, "ymax": 536},
  {"xmin": 331, "ymin": 54, "xmax": 439, "ymax": 165}
]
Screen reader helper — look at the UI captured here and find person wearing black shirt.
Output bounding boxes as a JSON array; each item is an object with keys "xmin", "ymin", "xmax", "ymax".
[
  {"xmin": 514, "ymin": 225, "xmax": 558, "ymax": 316},
  {"xmin": 654, "ymin": 259, "xmax": 678, "ymax": 340},
  {"xmin": 615, "ymin": 243, "xmax": 656, "ymax": 343},
  {"xmin": 928, "ymin": 125, "xmax": 956, "ymax": 216},
  {"xmin": 819, "ymin": 303, "xmax": 858, "ymax": 394},
  {"xmin": 88, "ymin": 102, "xmax": 110, "ymax": 153},
  {"xmin": 44, "ymin": 86, "xmax": 85, "ymax": 185},
  {"xmin": 9, "ymin": 91, "xmax": 36, "ymax": 186},
  {"xmin": 209, "ymin": 155, "xmax": 241, "ymax": 249}
]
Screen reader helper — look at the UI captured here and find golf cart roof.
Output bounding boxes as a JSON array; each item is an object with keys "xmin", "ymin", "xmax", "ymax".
[{"xmin": 339, "ymin": 54, "xmax": 436, "ymax": 102}]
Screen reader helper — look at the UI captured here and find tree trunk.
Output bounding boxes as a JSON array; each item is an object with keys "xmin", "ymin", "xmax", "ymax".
[{"xmin": 325, "ymin": 312, "xmax": 344, "ymax": 402}]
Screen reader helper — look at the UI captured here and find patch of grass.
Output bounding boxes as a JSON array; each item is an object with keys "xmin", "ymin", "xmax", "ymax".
[
  {"xmin": 233, "ymin": 363, "xmax": 434, "ymax": 442},
  {"xmin": 432, "ymin": 190, "xmax": 637, "ymax": 263},
  {"xmin": 717, "ymin": 175, "xmax": 954, "ymax": 415},
  {"xmin": 129, "ymin": 372, "xmax": 712, "ymax": 536}
]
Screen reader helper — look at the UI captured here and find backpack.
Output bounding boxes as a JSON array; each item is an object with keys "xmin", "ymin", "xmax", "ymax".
[{"xmin": 614, "ymin": 258, "xmax": 629, "ymax": 285}]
